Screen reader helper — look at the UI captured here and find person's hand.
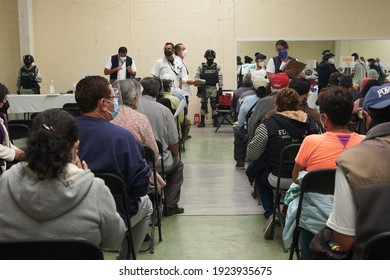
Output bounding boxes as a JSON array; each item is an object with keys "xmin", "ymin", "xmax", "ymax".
[
  {"xmin": 75, "ymin": 155, "xmax": 88, "ymax": 170},
  {"xmin": 14, "ymin": 149, "xmax": 25, "ymax": 160},
  {"xmin": 127, "ymin": 67, "xmax": 135, "ymax": 76},
  {"xmin": 116, "ymin": 65, "xmax": 122, "ymax": 72},
  {"xmin": 187, "ymin": 79, "xmax": 195, "ymax": 86}
]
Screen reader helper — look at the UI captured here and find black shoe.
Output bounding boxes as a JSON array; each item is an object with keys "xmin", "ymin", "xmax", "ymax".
[
  {"xmin": 164, "ymin": 207, "xmax": 184, "ymax": 216},
  {"xmin": 236, "ymin": 161, "xmax": 245, "ymax": 170},
  {"xmin": 186, "ymin": 135, "xmax": 192, "ymax": 140},
  {"xmin": 197, "ymin": 122, "xmax": 205, "ymax": 128}
]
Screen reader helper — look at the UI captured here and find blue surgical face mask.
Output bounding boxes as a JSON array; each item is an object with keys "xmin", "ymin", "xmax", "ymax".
[
  {"xmin": 106, "ymin": 98, "xmax": 119, "ymax": 119},
  {"xmin": 278, "ymin": 50, "xmax": 288, "ymax": 59}
]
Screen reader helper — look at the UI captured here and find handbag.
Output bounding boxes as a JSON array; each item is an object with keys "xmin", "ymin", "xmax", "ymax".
[{"xmin": 310, "ymin": 226, "xmax": 353, "ymax": 260}]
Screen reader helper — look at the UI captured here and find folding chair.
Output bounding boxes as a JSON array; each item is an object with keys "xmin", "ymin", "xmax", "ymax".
[
  {"xmin": 142, "ymin": 145, "xmax": 163, "ymax": 254},
  {"xmin": 268, "ymin": 143, "xmax": 301, "ymax": 240},
  {"xmin": 62, "ymin": 103, "xmax": 78, "ymax": 109},
  {"xmin": 156, "ymin": 140, "xmax": 168, "ymax": 216},
  {"xmin": 0, "ymin": 239, "xmax": 103, "ymax": 260},
  {"xmin": 8, "ymin": 119, "xmax": 33, "ymax": 130},
  {"xmin": 363, "ymin": 232, "xmax": 390, "ymax": 260},
  {"xmin": 176, "ymin": 117, "xmax": 183, "ymax": 158},
  {"xmin": 8, "ymin": 124, "xmax": 31, "ymax": 143},
  {"xmin": 215, "ymin": 90, "xmax": 234, "ymax": 133},
  {"xmin": 289, "ymin": 168, "xmax": 336, "ymax": 260},
  {"xmin": 61, "ymin": 107, "xmax": 80, "ymax": 118},
  {"xmin": 94, "ymin": 173, "xmax": 136, "ymax": 260}
]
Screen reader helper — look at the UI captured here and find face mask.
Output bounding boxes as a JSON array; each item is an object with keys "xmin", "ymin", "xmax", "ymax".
[
  {"xmin": 207, "ymin": 59, "xmax": 214, "ymax": 65},
  {"xmin": 119, "ymin": 56, "xmax": 126, "ymax": 63},
  {"xmin": 278, "ymin": 50, "xmax": 288, "ymax": 59},
  {"xmin": 328, "ymin": 58, "xmax": 335, "ymax": 64},
  {"xmin": 106, "ymin": 98, "xmax": 119, "ymax": 119},
  {"xmin": 257, "ymin": 61, "xmax": 265, "ymax": 67},
  {"xmin": 164, "ymin": 50, "xmax": 172, "ymax": 57},
  {"xmin": 182, "ymin": 50, "xmax": 188, "ymax": 57},
  {"xmin": 24, "ymin": 61, "xmax": 32, "ymax": 67}
]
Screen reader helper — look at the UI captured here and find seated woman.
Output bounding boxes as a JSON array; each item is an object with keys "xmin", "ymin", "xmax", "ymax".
[
  {"xmin": 247, "ymin": 88, "xmax": 320, "ymax": 238},
  {"xmin": 284, "ymin": 86, "xmax": 365, "ymax": 259},
  {"xmin": 0, "ymin": 109, "xmax": 125, "ymax": 250},
  {"xmin": 0, "ymin": 83, "xmax": 25, "ymax": 172},
  {"xmin": 111, "ymin": 78, "xmax": 165, "ymax": 190}
]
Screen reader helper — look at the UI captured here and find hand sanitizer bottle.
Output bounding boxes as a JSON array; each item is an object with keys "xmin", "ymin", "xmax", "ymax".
[{"xmin": 50, "ymin": 80, "xmax": 55, "ymax": 94}]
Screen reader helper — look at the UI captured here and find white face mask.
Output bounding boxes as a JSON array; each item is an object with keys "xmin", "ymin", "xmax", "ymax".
[
  {"xmin": 119, "ymin": 56, "xmax": 126, "ymax": 63},
  {"xmin": 257, "ymin": 61, "xmax": 265, "ymax": 68},
  {"xmin": 182, "ymin": 49, "xmax": 188, "ymax": 57},
  {"xmin": 328, "ymin": 58, "xmax": 335, "ymax": 64}
]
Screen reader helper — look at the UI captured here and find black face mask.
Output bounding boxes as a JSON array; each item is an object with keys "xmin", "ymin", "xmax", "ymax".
[
  {"xmin": 164, "ymin": 50, "xmax": 172, "ymax": 57},
  {"xmin": 207, "ymin": 59, "xmax": 214, "ymax": 65},
  {"xmin": 24, "ymin": 61, "xmax": 32, "ymax": 67}
]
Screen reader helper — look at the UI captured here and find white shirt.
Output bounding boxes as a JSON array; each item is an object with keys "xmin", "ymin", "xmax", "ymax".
[
  {"xmin": 326, "ymin": 167, "xmax": 357, "ymax": 236},
  {"xmin": 176, "ymin": 56, "xmax": 191, "ymax": 96},
  {"xmin": 151, "ymin": 57, "xmax": 184, "ymax": 89},
  {"xmin": 104, "ymin": 56, "xmax": 137, "ymax": 80}
]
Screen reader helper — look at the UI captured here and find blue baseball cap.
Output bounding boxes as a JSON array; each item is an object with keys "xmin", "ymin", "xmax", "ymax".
[{"xmin": 363, "ymin": 83, "xmax": 390, "ymax": 109}]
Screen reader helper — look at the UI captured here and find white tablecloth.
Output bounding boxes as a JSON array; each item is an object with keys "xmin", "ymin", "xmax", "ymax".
[{"xmin": 7, "ymin": 94, "xmax": 76, "ymax": 114}]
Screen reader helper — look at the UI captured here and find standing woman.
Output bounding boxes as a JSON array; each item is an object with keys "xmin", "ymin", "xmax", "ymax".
[{"xmin": 0, "ymin": 83, "xmax": 25, "ymax": 173}]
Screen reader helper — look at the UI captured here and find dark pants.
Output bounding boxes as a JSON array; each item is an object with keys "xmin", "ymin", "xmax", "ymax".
[
  {"xmin": 299, "ymin": 227, "xmax": 315, "ymax": 260},
  {"xmin": 234, "ymin": 126, "xmax": 247, "ymax": 162},
  {"xmin": 246, "ymin": 155, "xmax": 271, "ymax": 218},
  {"xmin": 165, "ymin": 156, "xmax": 184, "ymax": 208}
]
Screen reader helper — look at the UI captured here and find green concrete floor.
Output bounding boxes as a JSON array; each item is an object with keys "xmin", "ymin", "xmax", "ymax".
[{"xmin": 105, "ymin": 124, "xmax": 288, "ymax": 260}]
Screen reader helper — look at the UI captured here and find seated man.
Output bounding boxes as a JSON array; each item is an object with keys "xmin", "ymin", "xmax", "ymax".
[
  {"xmin": 234, "ymin": 77, "xmax": 268, "ymax": 169},
  {"xmin": 161, "ymin": 78, "xmax": 185, "ymax": 139},
  {"xmin": 75, "ymin": 76, "xmax": 153, "ymax": 259},
  {"xmin": 138, "ymin": 77, "xmax": 185, "ymax": 216}
]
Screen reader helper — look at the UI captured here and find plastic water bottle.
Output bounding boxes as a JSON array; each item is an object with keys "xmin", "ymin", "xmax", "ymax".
[{"xmin": 50, "ymin": 80, "xmax": 55, "ymax": 94}]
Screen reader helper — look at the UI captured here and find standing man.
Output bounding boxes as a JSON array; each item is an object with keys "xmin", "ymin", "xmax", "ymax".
[
  {"xmin": 17, "ymin": 55, "xmax": 42, "ymax": 94},
  {"xmin": 351, "ymin": 53, "xmax": 367, "ymax": 88},
  {"xmin": 195, "ymin": 49, "xmax": 223, "ymax": 127},
  {"xmin": 151, "ymin": 42, "xmax": 184, "ymax": 89},
  {"xmin": 317, "ymin": 50, "xmax": 338, "ymax": 93},
  {"xmin": 174, "ymin": 43, "xmax": 199, "ymax": 140},
  {"xmin": 174, "ymin": 43, "xmax": 196, "ymax": 105},
  {"xmin": 104, "ymin": 46, "xmax": 137, "ymax": 84}
]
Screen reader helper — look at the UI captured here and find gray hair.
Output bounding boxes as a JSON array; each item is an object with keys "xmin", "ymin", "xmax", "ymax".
[{"xmin": 112, "ymin": 79, "xmax": 143, "ymax": 107}]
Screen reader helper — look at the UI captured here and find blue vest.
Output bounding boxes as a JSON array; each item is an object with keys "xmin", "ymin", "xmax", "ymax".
[{"xmin": 110, "ymin": 55, "xmax": 133, "ymax": 81}]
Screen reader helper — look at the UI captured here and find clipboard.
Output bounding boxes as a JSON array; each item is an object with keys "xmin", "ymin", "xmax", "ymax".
[{"xmin": 282, "ymin": 59, "xmax": 306, "ymax": 78}]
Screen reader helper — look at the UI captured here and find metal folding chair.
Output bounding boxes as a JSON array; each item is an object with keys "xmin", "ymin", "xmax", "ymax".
[
  {"xmin": 268, "ymin": 143, "xmax": 301, "ymax": 240},
  {"xmin": 94, "ymin": 173, "xmax": 136, "ymax": 260},
  {"xmin": 8, "ymin": 119, "xmax": 33, "ymax": 130},
  {"xmin": 215, "ymin": 90, "xmax": 234, "ymax": 133},
  {"xmin": 8, "ymin": 124, "xmax": 30, "ymax": 142},
  {"xmin": 289, "ymin": 168, "xmax": 336, "ymax": 260},
  {"xmin": 0, "ymin": 239, "xmax": 103, "ymax": 260},
  {"xmin": 142, "ymin": 145, "xmax": 163, "ymax": 254},
  {"xmin": 156, "ymin": 140, "xmax": 168, "ymax": 216}
]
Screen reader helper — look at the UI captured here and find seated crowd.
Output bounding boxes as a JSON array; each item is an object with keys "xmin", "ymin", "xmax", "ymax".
[
  {"xmin": 0, "ymin": 74, "xmax": 186, "ymax": 260},
  {"xmin": 1, "ymin": 40, "xmax": 390, "ymax": 260},
  {"xmin": 233, "ymin": 43, "xmax": 390, "ymax": 259}
]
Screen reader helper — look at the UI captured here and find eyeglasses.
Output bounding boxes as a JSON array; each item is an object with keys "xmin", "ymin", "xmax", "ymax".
[{"xmin": 105, "ymin": 88, "xmax": 119, "ymax": 100}]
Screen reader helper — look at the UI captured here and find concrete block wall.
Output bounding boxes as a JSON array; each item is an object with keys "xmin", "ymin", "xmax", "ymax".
[{"xmin": 1, "ymin": 0, "xmax": 390, "ymax": 120}]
